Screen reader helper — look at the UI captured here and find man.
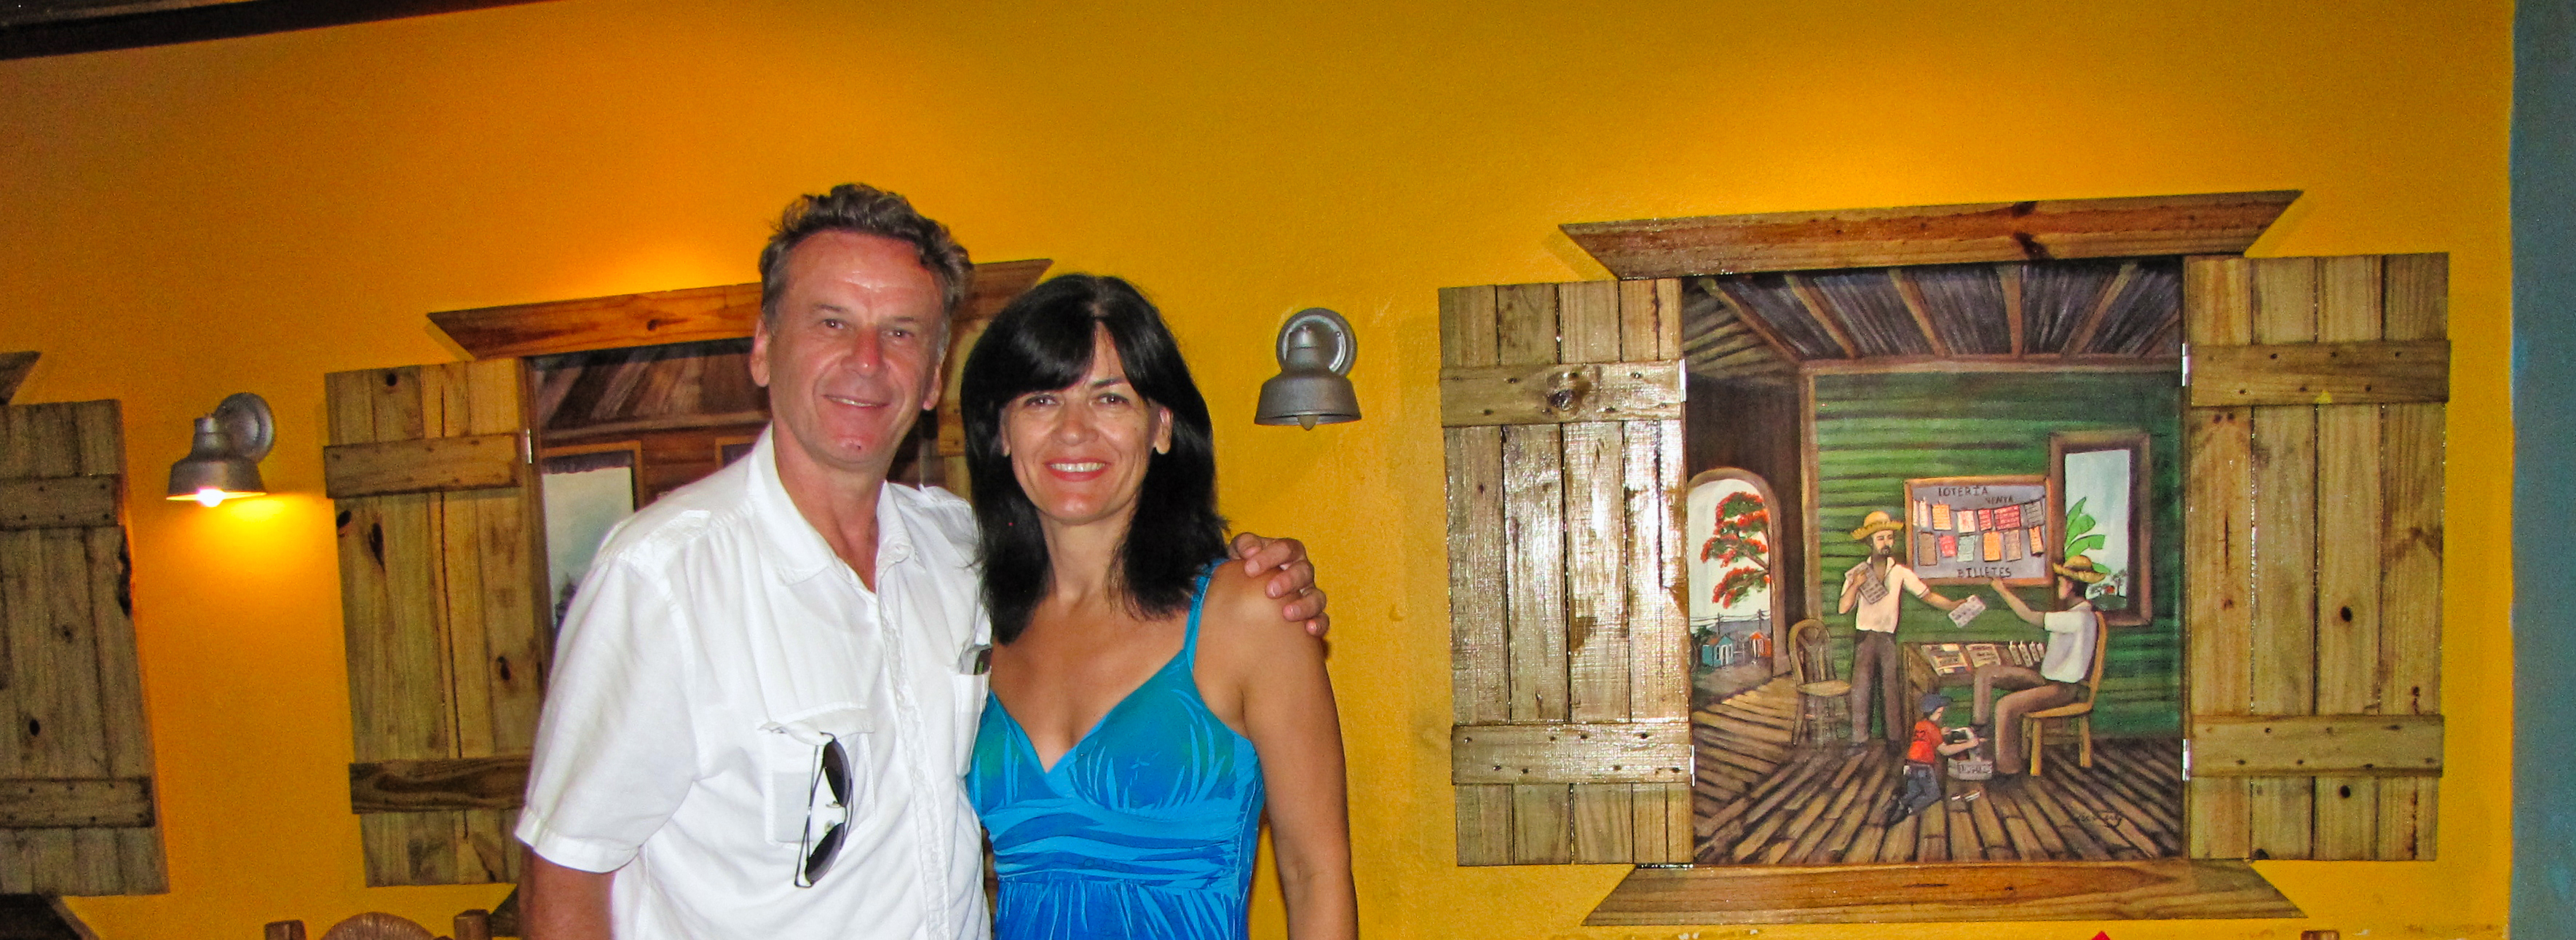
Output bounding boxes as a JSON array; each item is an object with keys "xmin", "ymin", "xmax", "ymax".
[
  {"xmin": 1836, "ymin": 510, "xmax": 1964, "ymax": 749},
  {"xmin": 1974, "ymin": 556, "xmax": 2106, "ymax": 773},
  {"xmin": 515, "ymin": 185, "xmax": 1325, "ymax": 939}
]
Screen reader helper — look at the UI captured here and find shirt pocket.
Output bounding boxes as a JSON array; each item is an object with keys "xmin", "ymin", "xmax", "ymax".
[{"xmin": 759, "ymin": 706, "xmax": 875, "ymax": 845}]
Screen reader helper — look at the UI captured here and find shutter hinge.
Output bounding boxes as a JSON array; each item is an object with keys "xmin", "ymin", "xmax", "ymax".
[
  {"xmin": 520, "ymin": 430, "xmax": 535, "ymax": 465},
  {"xmin": 2179, "ymin": 342, "xmax": 2192, "ymax": 387},
  {"xmin": 2181, "ymin": 737, "xmax": 2193, "ymax": 781}
]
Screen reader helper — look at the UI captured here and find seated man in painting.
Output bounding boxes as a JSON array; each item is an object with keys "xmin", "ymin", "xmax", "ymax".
[
  {"xmin": 1838, "ymin": 510, "xmax": 1967, "ymax": 751},
  {"xmin": 1972, "ymin": 556, "xmax": 2106, "ymax": 773}
]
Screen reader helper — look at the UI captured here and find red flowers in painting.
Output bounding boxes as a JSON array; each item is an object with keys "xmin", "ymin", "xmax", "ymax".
[{"xmin": 1700, "ymin": 490, "xmax": 1771, "ymax": 607}]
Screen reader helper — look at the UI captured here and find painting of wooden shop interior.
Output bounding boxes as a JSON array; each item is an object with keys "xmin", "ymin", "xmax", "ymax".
[
  {"xmin": 1446, "ymin": 192, "xmax": 2449, "ymax": 923},
  {"xmin": 1681, "ymin": 258, "xmax": 2185, "ymax": 866}
]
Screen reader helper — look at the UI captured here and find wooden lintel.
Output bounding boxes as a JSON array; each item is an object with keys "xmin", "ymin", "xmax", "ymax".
[
  {"xmin": 324, "ymin": 433, "xmax": 521, "ymax": 499},
  {"xmin": 1585, "ymin": 859, "xmax": 2302, "ymax": 925},
  {"xmin": 1451, "ymin": 722, "xmax": 1689, "ymax": 785},
  {"xmin": 1439, "ymin": 361, "xmax": 1683, "ymax": 427},
  {"xmin": 1886, "ymin": 269, "xmax": 1952, "ymax": 357},
  {"xmin": 429, "ymin": 258, "xmax": 1054, "ymax": 360},
  {"xmin": 2065, "ymin": 260, "xmax": 2141, "ymax": 355},
  {"xmin": 1801, "ymin": 355, "xmax": 2181, "ymax": 376},
  {"xmin": 0, "ymin": 351, "xmax": 36, "ymax": 405},
  {"xmin": 1781, "ymin": 273, "xmax": 1858, "ymax": 358},
  {"xmin": 2187, "ymin": 339, "xmax": 2449, "ymax": 406},
  {"xmin": 2190, "ymin": 714, "xmax": 2443, "ymax": 777},
  {"xmin": 1562, "ymin": 190, "xmax": 2301, "ymax": 278},
  {"xmin": 0, "ymin": 475, "xmax": 119, "ymax": 530},
  {"xmin": 349, "ymin": 756, "xmax": 531, "ymax": 813},
  {"xmin": 0, "ymin": 777, "xmax": 154, "ymax": 829}
]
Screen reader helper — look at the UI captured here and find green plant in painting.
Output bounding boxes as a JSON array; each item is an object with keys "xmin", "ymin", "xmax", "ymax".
[
  {"xmin": 1702, "ymin": 491, "xmax": 1771, "ymax": 609},
  {"xmin": 2060, "ymin": 496, "xmax": 2127, "ymax": 610}
]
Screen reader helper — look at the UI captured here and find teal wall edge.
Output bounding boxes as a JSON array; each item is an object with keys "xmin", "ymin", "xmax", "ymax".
[{"xmin": 2514, "ymin": 0, "xmax": 2575, "ymax": 933}]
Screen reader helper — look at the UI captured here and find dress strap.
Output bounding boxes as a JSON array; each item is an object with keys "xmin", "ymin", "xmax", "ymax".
[{"xmin": 1180, "ymin": 561, "xmax": 1221, "ymax": 663}]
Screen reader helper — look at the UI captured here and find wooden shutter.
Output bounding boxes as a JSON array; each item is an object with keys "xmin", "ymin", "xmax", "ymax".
[
  {"xmin": 1442, "ymin": 279, "xmax": 1694, "ymax": 865},
  {"xmin": 2183, "ymin": 254, "xmax": 2446, "ymax": 861},
  {"xmin": 325, "ymin": 360, "xmax": 548, "ymax": 885},
  {"xmin": 0, "ymin": 399, "xmax": 166, "ymax": 895}
]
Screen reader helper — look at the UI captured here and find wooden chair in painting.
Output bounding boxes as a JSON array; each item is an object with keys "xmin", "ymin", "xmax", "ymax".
[
  {"xmin": 1786, "ymin": 618, "xmax": 1851, "ymax": 747},
  {"xmin": 2020, "ymin": 615, "xmax": 2111, "ymax": 775},
  {"xmin": 264, "ymin": 910, "xmax": 491, "ymax": 940}
]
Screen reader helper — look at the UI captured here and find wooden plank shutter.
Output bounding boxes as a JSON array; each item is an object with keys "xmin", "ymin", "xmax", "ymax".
[
  {"xmin": 0, "ymin": 399, "xmax": 166, "ymax": 895},
  {"xmin": 2183, "ymin": 253, "xmax": 2446, "ymax": 861},
  {"xmin": 1442, "ymin": 279, "xmax": 1694, "ymax": 865},
  {"xmin": 325, "ymin": 360, "xmax": 548, "ymax": 885}
]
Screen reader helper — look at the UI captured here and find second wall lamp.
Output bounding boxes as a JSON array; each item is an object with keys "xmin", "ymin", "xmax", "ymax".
[
  {"xmin": 166, "ymin": 392, "xmax": 272, "ymax": 507},
  {"xmin": 1254, "ymin": 308, "xmax": 1360, "ymax": 430}
]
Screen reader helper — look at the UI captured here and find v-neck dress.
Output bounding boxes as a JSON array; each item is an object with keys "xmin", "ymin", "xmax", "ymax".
[{"xmin": 965, "ymin": 568, "xmax": 1265, "ymax": 940}]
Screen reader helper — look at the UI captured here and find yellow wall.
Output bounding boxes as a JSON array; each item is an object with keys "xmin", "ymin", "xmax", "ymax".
[{"xmin": 0, "ymin": 1, "xmax": 2513, "ymax": 937}]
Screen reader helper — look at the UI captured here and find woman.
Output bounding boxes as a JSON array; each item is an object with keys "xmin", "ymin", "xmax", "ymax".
[{"xmin": 959, "ymin": 275, "xmax": 1356, "ymax": 940}]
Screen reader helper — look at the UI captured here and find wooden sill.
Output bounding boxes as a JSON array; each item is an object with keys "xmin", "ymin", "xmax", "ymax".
[{"xmin": 1587, "ymin": 860, "xmax": 2302, "ymax": 925}]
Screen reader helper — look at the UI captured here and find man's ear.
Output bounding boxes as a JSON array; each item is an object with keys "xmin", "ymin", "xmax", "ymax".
[{"xmin": 749, "ymin": 316, "xmax": 773, "ymax": 388}]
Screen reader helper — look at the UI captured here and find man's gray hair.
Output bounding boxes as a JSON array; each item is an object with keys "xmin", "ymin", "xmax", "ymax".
[{"xmin": 759, "ymin": 183, "xmax": 973, "ymax": 323}]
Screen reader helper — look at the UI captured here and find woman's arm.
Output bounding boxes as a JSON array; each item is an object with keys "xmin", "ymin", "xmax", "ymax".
[{"xmin": 1201, "ymin": 569, "xmax": 1358, "ymax": 939}]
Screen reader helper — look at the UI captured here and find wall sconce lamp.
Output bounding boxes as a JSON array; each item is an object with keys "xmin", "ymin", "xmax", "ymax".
[
  {"xmin": 166, "ymin": 392, "xmax": 272, "ymax": 507},
  {"xmin": 1254, "ymin": 308, "xmax": 1360, "ymax": 430}
]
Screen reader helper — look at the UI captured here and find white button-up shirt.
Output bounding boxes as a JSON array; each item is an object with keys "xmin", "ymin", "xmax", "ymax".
[{"xmin": 518, "ymin": 429, "xmax": 991, "ymax": 940}]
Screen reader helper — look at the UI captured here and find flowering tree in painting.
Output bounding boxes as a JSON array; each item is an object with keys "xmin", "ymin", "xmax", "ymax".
[{"xmin": 1700, "ymin": 490, "xmax": 1771, "ymax": 607}]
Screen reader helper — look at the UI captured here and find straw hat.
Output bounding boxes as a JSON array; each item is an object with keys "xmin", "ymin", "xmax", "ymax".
[
  {"xmin": 1848, "ymin": 510, "xmax": 1906, "ymax": 541},
  {"xmin": 2052, "ymin": 553, "xmax": 2109, "ymax": 583}
]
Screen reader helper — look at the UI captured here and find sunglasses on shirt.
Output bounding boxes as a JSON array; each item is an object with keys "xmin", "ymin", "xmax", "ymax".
[{"xmin": 794, "ymin": 735, "xmax": 850, "ymax": 888}]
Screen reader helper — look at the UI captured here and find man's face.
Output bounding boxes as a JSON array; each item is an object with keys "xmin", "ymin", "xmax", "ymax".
[
  {"xmin": 1869, "ymin": 529, "xmax": 1897, "ymax": 558},
  {"xmin": 751, "ymin": 232, "xmax": 947, "ymax": 483}
]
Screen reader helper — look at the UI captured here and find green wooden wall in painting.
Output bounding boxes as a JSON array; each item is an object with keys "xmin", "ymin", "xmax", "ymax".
[{"xmin": 1812, "ymin": 369, "xmax": 2182, "ymax": 737}]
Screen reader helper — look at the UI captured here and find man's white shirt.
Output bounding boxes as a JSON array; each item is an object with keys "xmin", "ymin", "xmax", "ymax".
[{"xmin": 517, "ymin": 429, "xmax": 991, "ymax": 939}]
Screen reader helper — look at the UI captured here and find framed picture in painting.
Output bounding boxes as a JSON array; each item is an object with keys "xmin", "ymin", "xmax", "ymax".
[{"xmin": 2050, "ymin": 429, "xmax": 2152, "ymax": 626}]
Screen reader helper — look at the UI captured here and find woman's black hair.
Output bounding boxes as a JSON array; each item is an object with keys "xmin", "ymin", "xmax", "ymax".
[{"xmin": 959, "ymin": 274, "xmax": 1228, "ymax": 643}]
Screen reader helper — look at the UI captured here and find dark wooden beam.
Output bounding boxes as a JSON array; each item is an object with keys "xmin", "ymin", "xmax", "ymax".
[
  {"xmin": 1562, "ymin": 191, "xmax": 2300, "ymax": 279},
  {"xmin": 2000, "ymin": 264, "xmax": 2027, "ymax": 355},
  {"xmin": 2065, "ymin": 260, "xmax": 2141, "ymax": 355},
  {"xmin": 349, "ymin": 757, "xmax": 528, "ymax": 813},
  {"xmin": 0, "ymin": 352, "xmax": 36, "ymax": 406},
  {"xmin": 1, "ymin": 0, "xmax": 559, "ymax": 60},
  {"xmin": 1886, "ymin": 269, "xmax": 1953, "ymax": 358},
  {"xmin": 0, "ymin": 895, "xmax": 98, "ymax": 940},
  {"xmin": 1699, "ymin": 279, "xmax": 1802, "ymax": 365},
  {"xmin": 1781, "ymin": 273, "xmax": 1858, "ymax": 358}
]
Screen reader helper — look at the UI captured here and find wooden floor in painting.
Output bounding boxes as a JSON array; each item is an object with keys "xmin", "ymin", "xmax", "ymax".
[{"xmin": 1692, "ymin": 677, "xmax": 2184, "ymax": 864}]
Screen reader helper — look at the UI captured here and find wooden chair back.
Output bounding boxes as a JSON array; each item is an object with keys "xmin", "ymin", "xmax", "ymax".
[{"xmin": 1786, "ymin": 618, "xmax": 1832, "ymax": 686}]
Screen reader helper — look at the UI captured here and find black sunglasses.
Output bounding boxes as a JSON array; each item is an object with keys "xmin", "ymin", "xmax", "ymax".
[{"xmin": 794, "ymin": 735, "xmax": 850, "ymax": 887}]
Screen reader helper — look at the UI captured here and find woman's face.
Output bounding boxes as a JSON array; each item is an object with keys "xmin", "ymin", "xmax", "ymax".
[{"xmin": 1002, "ymin": 326, "xmax": 1174, "ymax": 534}]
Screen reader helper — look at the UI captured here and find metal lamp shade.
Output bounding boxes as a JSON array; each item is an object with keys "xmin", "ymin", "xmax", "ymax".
[
  {"xmin": 165, "ymin": 392, "xmax": 272, "ymax": 505},
  {"xmin": 1254, "ymin": 309, "xmax": 1361, "ymax": 430}
]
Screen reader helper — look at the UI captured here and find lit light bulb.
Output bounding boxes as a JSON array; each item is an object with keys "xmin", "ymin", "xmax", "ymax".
[{"xmin": 196, "ymin": 489, "xmax": 226, "ymax": 507}]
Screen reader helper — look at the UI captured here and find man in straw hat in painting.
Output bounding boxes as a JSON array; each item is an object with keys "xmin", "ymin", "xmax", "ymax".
[
  {"xmin": 1972, "ymin": 555, "xmax": 2108, "ymax": 774},
  {"xmin": 1837, "ymin": 510, "xmax": 1968, "ymax": 751}
]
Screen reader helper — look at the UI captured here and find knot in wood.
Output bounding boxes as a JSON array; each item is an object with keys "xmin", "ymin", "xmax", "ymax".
[{"xmin": 1545, "ymin": 368, "xmax": 1593, "ymax": 414}]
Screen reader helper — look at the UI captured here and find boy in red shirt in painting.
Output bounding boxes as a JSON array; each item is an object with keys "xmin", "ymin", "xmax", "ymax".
[{"xmin": 1881, "ymin": 693, "xmax": 1982, "ymax": 826}]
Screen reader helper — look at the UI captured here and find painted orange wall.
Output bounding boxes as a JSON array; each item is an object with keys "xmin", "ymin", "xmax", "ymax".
[{"xmin": 0, "ymin": 1, "xmax": 2513, "ymax": 937}]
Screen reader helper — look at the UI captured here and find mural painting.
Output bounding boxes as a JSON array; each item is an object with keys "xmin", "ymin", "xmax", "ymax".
[{"xmin": 1683, "ymin": 258, "xmax": 2186, "ymax": 865}]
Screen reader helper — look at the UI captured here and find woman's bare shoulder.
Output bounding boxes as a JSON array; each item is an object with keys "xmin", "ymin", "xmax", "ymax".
[{"xmin": 1195, "ymin": 561, "xmax": 1324, "ymax": 660}]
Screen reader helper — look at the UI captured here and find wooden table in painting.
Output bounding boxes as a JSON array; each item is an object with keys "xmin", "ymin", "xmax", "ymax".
[{"xmin": 1903, "ymin": 640, "xmax": 2048, "ymax": 720}]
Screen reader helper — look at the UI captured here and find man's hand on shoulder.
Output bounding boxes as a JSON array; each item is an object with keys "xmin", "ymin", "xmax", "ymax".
[{"xmin": 1230, "ymin": 532, "xmax": 1329, "ymax": 636}]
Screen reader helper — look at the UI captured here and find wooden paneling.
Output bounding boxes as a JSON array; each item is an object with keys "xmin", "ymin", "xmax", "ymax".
[
  {"xmin": 0, "ymin": 475, "xmax": 119, "ymax": 530},
  {"xmin": 0, "ymin": 398, "xmax": 165, "ymax": 895},
  {"xmin": 0, "ymin": 778, "xmax": 153, "ymax": 829},
  {"xmin": 2181, "ymin": 254, "xmax": 2448, "ymax": 863},
  {"xmin": 349, "ymin": 757, "xmax": 531, "ymax": 813},
  {"xmin": 1451, "ymin": 723, "xmax": 1688, "ymax": 785},
  {"xmin": 1564, "ymin": 191, "xmax": 2299, "ymax": 279},
  {"xmin": 2187, "ymin": 340, "xmax": 2449, "ymax": 406},
  {"xmin": 1442, "ymin": 280, "xmax": 1693, "ymax": 865},
  {"xmin": 1584, "ymin": 859, "xmax": 2301, "ymax": 925},
  {"xmin": 2189, "ymin": 716, "xmax": 2442, "ymax": 777},
  {"xmin": 324, "ymin": 433, "xmax": 522, "ymax": 498},
  {"xmin": 327, "ymin": 360, "xmax": 548, "ymax": 886},
  {"xmin": 1438, "ymin": 361, "xmax": 1683, "ymax": 427}
]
